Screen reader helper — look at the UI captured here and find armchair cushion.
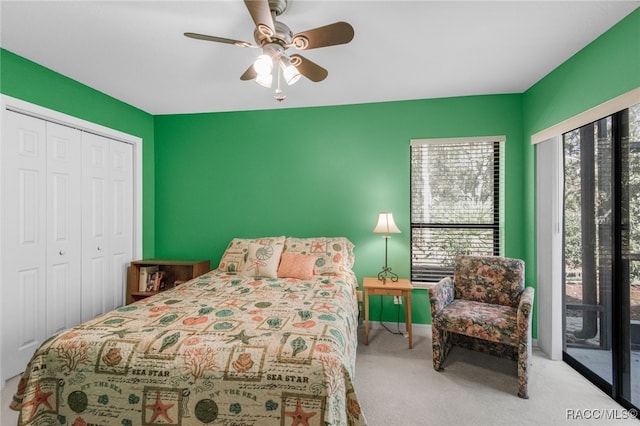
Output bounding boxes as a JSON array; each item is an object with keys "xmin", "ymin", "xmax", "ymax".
[
  {"xmin": 454, "ymin": 255, "xmax": 524, "ymax": 307},
  {"xmin": 432, "ymin": 300, "xmax": 518, "ymax": 346}
]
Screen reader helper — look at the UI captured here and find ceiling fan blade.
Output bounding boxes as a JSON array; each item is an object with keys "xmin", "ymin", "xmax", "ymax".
[
  {"xmin": 240, "ymin": 64, "xmax": 257, "ymax": 81},
  {"xmin": 292, "ymin": 22, "xmax": 354, "ymax": 50},
  {"xmin": 244, "ymin": 0, "xmax": 275, "ymax": 38},
  {"xmin": 184, "ymin": 32, "xmax": 256, "ymax": 48},
  {"xmin": 290, "ymin": 54, "xmax": 328, "ymax": 82}
]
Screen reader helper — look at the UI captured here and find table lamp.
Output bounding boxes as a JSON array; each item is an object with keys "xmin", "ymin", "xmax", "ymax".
[{"xmin": 373, "ymin": 212, "xmax": 401, "ymax": 282}]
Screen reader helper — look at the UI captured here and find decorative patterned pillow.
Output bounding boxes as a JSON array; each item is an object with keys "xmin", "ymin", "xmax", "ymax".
[
  {"xmin": 283, "ymin": 237, "xmax": 355, "ymax": 275},
  {"xmin": 218, "ymin": 236, "xmax": 285, "ymax": 272},
  {"xmin": 241, "ymin": 241, "xmax": 284, "ymax": 278},
  {"xmin": 277, "ymin": 252, "xmax": 317, "ymax": 280}
]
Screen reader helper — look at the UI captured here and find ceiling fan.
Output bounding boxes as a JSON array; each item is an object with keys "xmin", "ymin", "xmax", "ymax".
[{"xmin": 184, "ymin": 0, "xmax": 354, "ymax": 101}]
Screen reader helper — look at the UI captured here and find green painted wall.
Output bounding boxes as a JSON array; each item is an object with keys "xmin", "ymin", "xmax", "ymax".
[
  {"xmin": 154, "ymin": 94, "xmax": 526, "ymax": 326},
  {"xmin": 523, "ymin": 8, "xmax": 640, "ymax": 137},
  {"xmin": 0, "ymin": 48, "xmax": 156, "ymax": 257}
]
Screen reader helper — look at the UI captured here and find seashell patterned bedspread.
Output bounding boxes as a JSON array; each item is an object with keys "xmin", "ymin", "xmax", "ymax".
[{"xmin": 11, "ymin": 270, "xmax": 366, "ymax": 425}]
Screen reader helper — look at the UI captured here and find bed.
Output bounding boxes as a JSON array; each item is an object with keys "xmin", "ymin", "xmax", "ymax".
[{"xmin": 11, "ymin": 236, "xmax": 366, "ymax": 426}]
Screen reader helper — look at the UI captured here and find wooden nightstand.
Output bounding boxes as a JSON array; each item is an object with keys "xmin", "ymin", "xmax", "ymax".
[
  {"xmin": 126, "ymin": 259, "xmax": 210, "ymax": 304},
  {"xmin": 363, "ymin": 276, "xmax": 413, "ymax": 348}
]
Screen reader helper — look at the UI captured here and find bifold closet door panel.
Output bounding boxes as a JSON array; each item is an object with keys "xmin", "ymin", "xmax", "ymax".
[
  {"xmin": 108, "ymin": 139, "xmax": 134, "ymax": 312},
  {"xmin": 81, "ymin": 132, "xmax": 110, "ymax": 321},
  {"xmin": 1, "ymin": 111, "xmax": 48, "ymax": 380},
  {"xmin": 81, "ymin": 133, "xmax": 133, "ymax": 321},
  {"xmin": 46, "ymin": 121, "xmax": 82, "ymax": 336}
]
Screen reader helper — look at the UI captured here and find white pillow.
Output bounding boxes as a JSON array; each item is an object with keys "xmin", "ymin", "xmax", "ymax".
[{"xmin": 240, "ymin": 241, "xmax": 284, "ymax": 278}]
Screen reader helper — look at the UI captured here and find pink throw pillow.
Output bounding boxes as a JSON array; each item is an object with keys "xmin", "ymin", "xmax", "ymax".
[{"xmin": 277, "ymin": 252, "xmax": 316, "ymax": 280}]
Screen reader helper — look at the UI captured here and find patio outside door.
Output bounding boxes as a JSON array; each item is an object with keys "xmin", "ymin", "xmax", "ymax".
[{"xmin": 562, "ymin": 104, "xmax": 639, "ymax": 412}]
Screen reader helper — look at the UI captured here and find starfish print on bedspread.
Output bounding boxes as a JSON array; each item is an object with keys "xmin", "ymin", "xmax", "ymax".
[
  {"xmin": 222, "ymin": 299, "xmax": 241, "ymax": 308},
  {"xmin": 145, "ymin": 391, "xmax": 174, "ymax": 424},
  {"xmin": 102, "ymin": 328, "xmax": 136, "ymax": 339},
  {"xmin": 225, "ymin": 329, "xmax": 257, "ymax": 344},
  {"xmin": 315, "ymin": 303, "xmax": 334, "ymax": 312},
  {"xmin": 21, "ymin": 383, "xmax": 53, "ymax": 421},
  {"xmin": 284, "ymin": 398, "xmax": 317, "ymax": 426},
  {"xmin": 311, "ymin": 242, "xmax": 325, "ymax": 253}
]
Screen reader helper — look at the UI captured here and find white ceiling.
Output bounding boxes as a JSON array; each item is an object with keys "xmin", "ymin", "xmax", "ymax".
[{"xmin": 1, "ymin": 1, "xmax": 638, "ymax": 115}]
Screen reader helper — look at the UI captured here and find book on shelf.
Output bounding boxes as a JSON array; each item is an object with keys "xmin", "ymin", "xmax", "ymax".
[
  {"xmin": 147, "ymin": 271, "xmax": 167, "ymax": 292},
  {"xmin": 158, "ymin": 272, "xmax": 171, "ymax": 291},
  {"xmin": 139, "ymin": 266, "xmax": 159, "ymax": 291}
]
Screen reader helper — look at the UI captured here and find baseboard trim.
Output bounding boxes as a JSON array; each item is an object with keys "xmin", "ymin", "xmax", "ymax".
[{"xmin": 364, "ymin": 321, "xmax": 431, "ymax": 337}]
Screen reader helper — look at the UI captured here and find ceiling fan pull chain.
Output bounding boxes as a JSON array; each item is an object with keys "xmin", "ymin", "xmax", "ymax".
[{"xmin": 274, "ymin": 64, "xmax": 285, "ymax": 102}]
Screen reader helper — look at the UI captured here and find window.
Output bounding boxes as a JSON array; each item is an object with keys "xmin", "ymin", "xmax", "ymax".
[{"xmin": 410, "ymin": 137, "xmax": 505, "ymax": 283}]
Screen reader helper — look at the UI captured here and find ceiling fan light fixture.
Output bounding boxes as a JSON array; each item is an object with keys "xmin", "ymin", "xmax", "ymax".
[
  {"xmin": 282, "ymin": 64, "xmax": 301, "ymax": 86},
  {"xmin": 280, "ymin": 57, "xmax": 301, "ymax": 85},
  {"xmin": 255, "ymin": 73, "xmax": 273, "ymax": 88},
  {"xmin": 253, "ymin": 54, "xmax": 273, "ymax": 76},
  {"xmin": 185, "ymin": 0, "xmax": 354, "ymax": 101}
]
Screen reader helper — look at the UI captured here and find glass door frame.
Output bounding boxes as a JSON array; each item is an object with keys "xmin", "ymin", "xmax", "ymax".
[{"xmin": 562, "ymin": 107, "xmax": 637, "ymax": 412}]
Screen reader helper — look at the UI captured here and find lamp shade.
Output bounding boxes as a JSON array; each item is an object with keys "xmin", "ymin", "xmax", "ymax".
[
  {"xmin": 255, "ymin": 73, "xmax": 273, "ymax": 88},
  {"xmin": 282, "ymin": 63, "xmax": 301, "ymax": 86},
  {"xmin": 253, "ymin": 54, "xmax": 273, "ymax": 76},
  {"xmin": 373, "ymin": 212, "xmax": 401, "ymax": 234}
]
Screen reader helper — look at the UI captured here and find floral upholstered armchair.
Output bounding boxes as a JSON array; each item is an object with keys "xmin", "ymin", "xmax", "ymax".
[{"xmin": 428, "ymin": 255, "xmax": 535, "ymax": 398}]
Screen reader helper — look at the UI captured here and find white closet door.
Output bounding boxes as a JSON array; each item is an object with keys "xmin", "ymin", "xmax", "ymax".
[
  {"xmin": 81, "ymin": 133, "xmax": 133, "ymax": 320},
  {"xmin": 1, "ymin": 99, "xmax": 139, "ymax": 386},
  {"xmin": 81, "ymin": 132, "xmax": 110, "ymax": 320},
  {"xmin": 46, "ymin": 122, "xmax": 82, "ymax": 336},
  {"xmin": 108, "ymin": 139, "xmax": 133, "ymax": 311},
  {"xmin": 1, "ymin": 111, "xmax": 48, "ymax": 379}
]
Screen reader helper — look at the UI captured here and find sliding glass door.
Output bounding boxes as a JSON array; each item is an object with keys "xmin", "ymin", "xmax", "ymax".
[{"xmin": 562, "ymin": 104, "xmax": 639, "ymax": 410}]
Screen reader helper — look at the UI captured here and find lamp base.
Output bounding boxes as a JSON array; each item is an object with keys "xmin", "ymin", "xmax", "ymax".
[{"xmin": 377, "ymin": 266, "xmax": 399, "ymax": 283}]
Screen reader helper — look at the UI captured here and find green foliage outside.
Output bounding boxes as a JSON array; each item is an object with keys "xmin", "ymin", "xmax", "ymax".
[
  {"xmin": 563, "ymin": 104, "xmax": 640, "ymax": 285},
  {"xmin": 411, "ymin": 141, "xmax": 499, "ymax": 276}
]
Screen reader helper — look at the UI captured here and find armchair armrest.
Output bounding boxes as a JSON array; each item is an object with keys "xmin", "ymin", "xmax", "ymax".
[
  {"xmin": 517, "ymin": 286, "xmax": 535, "ymax": 333},
  {"xmin": 428, "ymin": 276, "xmax": 455, "ymax": 317}
]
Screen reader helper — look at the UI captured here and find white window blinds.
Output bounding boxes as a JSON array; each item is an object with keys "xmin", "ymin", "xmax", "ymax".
[{"xmin": 410, "ymin": 137, "xmax": 505, "ymax": 282}]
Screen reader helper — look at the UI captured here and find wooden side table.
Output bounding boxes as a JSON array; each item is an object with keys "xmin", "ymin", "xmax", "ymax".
[
  {"xmin": 363, "ymin": 276, "xmax": 413, "ymax": 349},
  {"xmin": 126, "ymin": 259, "xmax": 210, "ymax": 304}
]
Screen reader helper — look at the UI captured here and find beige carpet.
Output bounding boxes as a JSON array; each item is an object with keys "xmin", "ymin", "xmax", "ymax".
[
  {"xmin": 1, "ymin": 375, "xmax": 19, "ymax": 425},
  {"xmin": 356, "ymin": 324, "xmax": 637, "ymax": 425},
  {"xmin": 2, "ymin": 324, "xmax": 636, "ymax": 425}
]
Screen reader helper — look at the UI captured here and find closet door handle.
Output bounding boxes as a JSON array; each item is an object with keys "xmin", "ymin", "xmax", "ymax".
[
  {"xmin": 59, "ymin": 250, "xmax": 65, "ymax": 255},
  {"xmin": 97, "ymin": 246, "xmax": 102, "ymax": 251}
]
